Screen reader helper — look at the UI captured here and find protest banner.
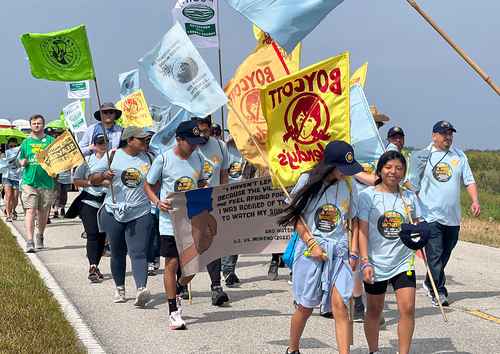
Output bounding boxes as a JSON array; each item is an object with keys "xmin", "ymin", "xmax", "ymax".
[
  {"xmin": 170, "ymin": 177, "xmax": 293, "ymax": 276},
  {"xmin": 149, "ymin": 107, "xmax": 191, "ymax": 156},
  {"xmin": 350, "ymin": 62, "xmax": 368, "ymax": 88},
  {"xmin": 36, "ymin": 130, "xmax": 84, "ymax": 177},
  {"xmin": 115, "ymin": 90, "xmax": 153, "ymax": 128},
  {"xmin": 62, "ymin": 100, "xmax": 87, "ymax": 133},
  {"xmin": 261, "ymin": 52, "xmax": 350, "ymax": 187},
  {"xmin": 67, "ymin": 80, "xmax": 90, "ymax": 99},
  {"xmin": 226, "ymin": 27, "xmax": 301, "ymax": 168},
  {"xmin": 119, "ymin": 69, "xmax": 140, "ymax": 98},
  {"xmin": 139, "ymin": 22, "xmax": 227, "ymax": 117},
  {"xmin": 172, "ymin": 0, "xmax": 219, "ymax": 48},
  {"xmin": 20, "ymin": 25, "xmax": 95, "ymax": 81}
]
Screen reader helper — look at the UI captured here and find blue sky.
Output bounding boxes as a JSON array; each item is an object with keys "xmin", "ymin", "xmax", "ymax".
[{"xmin": 1, "ymin": 0, "xmax": 498, "ymax": 149}]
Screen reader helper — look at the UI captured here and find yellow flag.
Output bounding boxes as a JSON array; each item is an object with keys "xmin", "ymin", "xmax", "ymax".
[
  {"xmin": 226, "ymin": 26, "xmax": 301, "ymax": 168},
  {"xmin": 36, "ymin": 130, "xmax": 84, "ymax": 177},
  {"xmin": 350, "ymin": 62, "xmax": 368, "ymax": 88},
  {"xmin": 116, "ymin": 89, "xmax": 153, "ymax": 128},
  {"xmin": 261, "ymin": 52, "xmax": 350, "ymax": 187}
]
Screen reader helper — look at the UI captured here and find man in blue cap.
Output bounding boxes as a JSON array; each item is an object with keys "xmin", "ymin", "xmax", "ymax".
[
  {"xmin": 386, "ymin": 126, "xmax": 405, "ymax": 152},
  {"xmin": 407, "ymin": 120, "xmax": 480, "ymax": 307}
]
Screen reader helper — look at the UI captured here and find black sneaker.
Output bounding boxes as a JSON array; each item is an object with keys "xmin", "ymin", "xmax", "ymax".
[
  {"xmin": 96, "ymin": 267, "xmax": 104, "ymax": 280},
  {"xmin": 12, "ymin": 211, "xmax": 17, "ymax": 220},
  {"xmin": 224, "ymin": 272, "xmax": 240, "ymax": 288},
  {"xmin": 286, "ymin": 348, "xmax": 300, "ymax": 354},
  {"xmin": 176, "ymin": 283, "xmax": 190, "ymax": 300},
  {"xmin": 60, "ymin": 208, "xmax": 66, "ymax": 218},
  {"xmin": 80, "ymin": 231, "xmax": 87, "ymax": 239},
  {"xmin": 320, "ymin": 311, "xmax": 333, "ymax": 319},
  {"xmin": 211, "ymin": 286, "xmax": 229, "ymax": 306},
  {"xmin": 353, "ymin": 299, "xmax": 365, "ymax": 322},
  {"xmin": 268, "ymin": 260, "xmax": 279, "ymax": 281},
  {"xmin": 53, "ymin": 210, "xmax": 59, "ymax": 219},
  {"xmin": 88, "ymin": 266, "xmax": 100, "ymax": 283}
]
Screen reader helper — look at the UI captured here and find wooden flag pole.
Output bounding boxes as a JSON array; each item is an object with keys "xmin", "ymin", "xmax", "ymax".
[
  {"xmin": 93, "ymin": 77, "xmax": 116, "ymax": 203},
  {"xmin": 406, "ymin": 0, "xmax": 500, "ymax": 96}
]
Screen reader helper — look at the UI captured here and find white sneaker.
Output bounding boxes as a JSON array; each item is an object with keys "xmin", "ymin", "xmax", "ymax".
[
  {"xmin": 113, "ymin": 286, "xmax": 126, "ymax": 303},
  {"xmin": 35, "ymin": 234, "xmax": 44, "ymax": 250},
  {"xmin": 169, "ymin": 310, "xmax": 186, "ymax": 330},
  {"xmin": 422, "ymin": 281, "xmax": 432, "ymax": 298},
  {"xmin": 134, "ymin": 287, "xmax": 151, "ymax": 307},
  {"xmin": 154, "ymin": 257, "xmax": 161, "ymax": 270},
  {"xmin": 147, "ymin": 263, "xmax": 156, "ymax": 276}
]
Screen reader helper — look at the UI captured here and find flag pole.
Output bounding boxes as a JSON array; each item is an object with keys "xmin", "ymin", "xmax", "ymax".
[
  {"xmin": 216, "ymin": 0, "xmax": 226, "ymax": 139},
  {"xmin": 93, "ymin": 77, "xmax": 116, "ymax": 203},
  {"xmin": 406, "ymin": 0, "xmax": 500, "ymax": 96}
]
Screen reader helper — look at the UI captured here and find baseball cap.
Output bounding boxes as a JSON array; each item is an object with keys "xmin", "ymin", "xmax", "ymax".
[
  {"xmin": 433, "ymin": 120, "xmax": 456, "ymax": 134},
  {"xmin": 387, "ymin": 126, "xmax": 405, "ymax": 138},
  {"xmin": 323, "ymin": 140, "xmax": 363, "ymax": 176},
  {"xmin": 120, "ymin": 126, "xmax": 150, "ymax": 141},
  {"xmin": 92, "ymin": 134, "xmax": 106, "ymax": 144},
  {"xmin": 176, "ymin": 120, "xmax": 207, "ymax": 145}
]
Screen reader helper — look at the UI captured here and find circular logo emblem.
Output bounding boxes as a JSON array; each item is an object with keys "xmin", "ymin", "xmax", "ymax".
[
  {"xmin": 361, "ymin": 162, "xmax": 376, "ymax": 174},
  {"xmin": 203, "ymin": 160, "xmax": 214, "ymax": 179},
  {"xmin": 121, "ymin": 168, "xmax": 143, "ymax": 188},
  {"xmin": 173, "ymin": 57, "xmax": 198, "ymax": 84},
  {"xmin": 192, "ymin": 127, "xmax": 200, "ymax": 136},
  {"xmin": 182, "ymin": 4, "xmax": 215, "ymax": 22},
  {"xmin": 240, "ymin": 89, "xmax": 265, "ymax": 124},
  {"xmin": 377, "ymin": 210, "xmax": 404, "ymax": 239},
  {"xmin": 174, "ymin": 176, "xmax": 195, "ymax": 192},
  {"xmin": 283, "ymin": 93, "xmax": 330, "ymax": 145},
  {"xmin": 432, "ymin": 162, "xmax": 452, "ymax": 182},
  {"xmin": 314, "ymin": 203, "xmax": 341, "ymax": 233},
  {"xmin": 40, "ymin": 36, "xmax": 81, "ymax": 70},
  {"xmin": 345, "ymin": 151, "xmax": 353, "ymax": 163},
  {"xmin": 229, "ymin": 162, "xmax": 243, "ymax": 179}
]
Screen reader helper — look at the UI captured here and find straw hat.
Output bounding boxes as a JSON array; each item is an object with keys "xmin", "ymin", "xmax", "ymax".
[{"xmin": 370, "ymin": 105, "xmax": 391, "ymax": 124}]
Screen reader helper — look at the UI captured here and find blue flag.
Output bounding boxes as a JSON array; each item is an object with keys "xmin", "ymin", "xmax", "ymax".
[
  {"xmin": 119, "ymin": 69, "xmax": 140, "ymax": 98},
  {"xmin": 225, "ymin": 0, "xmax": 344, "ymax": 53},
  {"xmin": 139, "ymin": 22, "xmax": 227, "ymax": 117},
  {"xmin": 149, "ymin": 107, "xmax": 192, "ymax": 156},
  {"xmin": 350, "ymin": 84, "xmax": 385, "ymax": 172}
]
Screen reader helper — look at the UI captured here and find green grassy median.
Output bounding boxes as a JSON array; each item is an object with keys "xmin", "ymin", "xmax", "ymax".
[{"xmin": 0, "ymin": 221, "xmax": 84, "ymax": 354}]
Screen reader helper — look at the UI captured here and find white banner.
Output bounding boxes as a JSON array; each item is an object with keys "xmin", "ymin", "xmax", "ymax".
[
  {"xmin": 62, "ymin": 100, "xmax": 87, "ymax": 133},
  {"xmin": 172, "ymin": 0, "xmax": 219, "ymax": 48},
  {"xmin": 66, "ymin": 80, "xmax": 90, "ymax": 99},
  {"xmin": 171, "ymin": 177, "xmax": 293, "ymax": 276},
  {"xmin": 118, "ymin": 69, "xmax": 140, "ymax": 99}
]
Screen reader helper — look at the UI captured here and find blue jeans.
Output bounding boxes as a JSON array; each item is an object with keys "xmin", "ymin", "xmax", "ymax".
[
  {"xmin": 424, "ymin": 222, "xmax": 460, "ymax": 296},
  {"xmin": 147, "ymin": 213, "xmax": 160, "ymax": 263},
  {"xmin": 221, "ymin": 255, "xmax": 239, "ymax": 275}
]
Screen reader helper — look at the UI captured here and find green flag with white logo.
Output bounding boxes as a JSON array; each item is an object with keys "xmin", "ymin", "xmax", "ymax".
[{"xmin": 20, "ymin": 25, "xmax": 95, "ymax": 81}]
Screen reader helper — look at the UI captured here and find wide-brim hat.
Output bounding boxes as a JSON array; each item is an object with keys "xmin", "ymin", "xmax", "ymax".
[
  {"xmin": 370, "ymin": 105, "xmax": 390, "ymax": 124},
  {"xmin": 399, "ymin": 221, "xmax": 431, "ymax": 250},
  {"xmin": 94, "ymin": 102, "xmax": 122, "ymax": 121}
]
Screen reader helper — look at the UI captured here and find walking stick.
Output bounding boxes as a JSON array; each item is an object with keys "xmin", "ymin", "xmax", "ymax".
[{"xmin": 400, "ymin": 190, "xmax": 448, "ymax": 322}]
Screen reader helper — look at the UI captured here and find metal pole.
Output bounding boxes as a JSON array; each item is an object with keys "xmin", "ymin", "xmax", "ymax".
[
  {"xmin": 215, "ymin": 0, "xmax": 226, "ymax": 139},
  {"xmin": 406, "ymin": 0, "xmax": 500, "ymax": 95}
]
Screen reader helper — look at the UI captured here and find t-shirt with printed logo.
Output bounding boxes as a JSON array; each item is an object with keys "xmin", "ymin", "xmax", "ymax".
[
  {"xmin": 197, "ymin": 137, "xmax": 229, "ymax": 187},
  {"xmin": 18, "ymin": 135, "xmax": 55, "ymax": 189},
  {"xmin": 227, "ymin": 144, "xmax": 244, "ymax": 184}
]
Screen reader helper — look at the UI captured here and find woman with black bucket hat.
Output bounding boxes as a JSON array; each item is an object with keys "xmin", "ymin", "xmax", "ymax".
[{"xmin": 279, "ymin": 140, "xmax": 362, "ymax": 354}]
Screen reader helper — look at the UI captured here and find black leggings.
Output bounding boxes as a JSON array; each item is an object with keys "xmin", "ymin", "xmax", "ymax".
[{"xmin": 80, "ymin": 203, "xmax": 106, "ymax": 266}]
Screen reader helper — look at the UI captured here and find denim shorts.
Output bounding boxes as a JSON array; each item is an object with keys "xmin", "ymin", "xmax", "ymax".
[{"xmin": 2, "ymin": 178, "xmax": 19, "ymax": 190}]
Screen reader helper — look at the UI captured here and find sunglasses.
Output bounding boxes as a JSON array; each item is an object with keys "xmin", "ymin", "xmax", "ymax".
[
  {"xmin": 102, "ymin": 110, "xmax": 116, "ymax": 115},
  {"xmin": 8, "ymin": 145, "xmax": 17, "ymax": 149}
]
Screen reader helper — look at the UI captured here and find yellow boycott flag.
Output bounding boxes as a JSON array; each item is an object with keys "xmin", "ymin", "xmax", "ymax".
[
  {"xmin": 36, "ymin": 130, "xmax": 84, "ymax": 177},
  {"xmin": 350, "ymin": 62, "xmax": 368, "ymax": 88},
  {"xmin": 116, "ymin": 89, "xmax": 153, "ymax": 128},
  {"xmin": 261, "ymin": 52, "xmax": 350, "ymax": 187},
  {"xmin": 225, "ymin": 26, "xmax": 301, "ymax": 168}
]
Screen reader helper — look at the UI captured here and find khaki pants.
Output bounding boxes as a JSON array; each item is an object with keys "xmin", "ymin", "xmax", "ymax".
[{"xmin": 21, "ymin": 184, "xmax": 56, "ymax": 210}]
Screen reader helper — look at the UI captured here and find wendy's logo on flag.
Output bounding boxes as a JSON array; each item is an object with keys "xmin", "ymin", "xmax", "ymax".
[
  {"xmin": 41, "ymin": 36, "xmax": 80, "ymax": 70},
  {"xmin": 240, "ymin": 89, "xmax": 264, "ymax": 124},
  {"xmin": 282, "ymin": 93, "xmax": 330, "ymax": 145}
]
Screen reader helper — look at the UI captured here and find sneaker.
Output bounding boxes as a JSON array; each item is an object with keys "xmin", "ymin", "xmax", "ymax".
[
  {"xmin": 224, "ymin": 272, "xmax": 240, "ymax": 287},
  {"xmin": 379, "ymin": 315, "xmax": 386, "ymax": 330},
  {"xmin": 26, "ymin": 240, "xmax": 35, "ymax": 253},
  {"xmin": 60, "ymin": 208, "xmax": 66, "ymax": 218},
  {"xmin": 287, "ymin": 272, "xmax": 293, "ymax": 285},
  {"xmin": 12, "ymin": 211, "xmax": 17, "ymax": 220},
  {"xmin": 154, "ymin": 257, "xmax": 160, "ymax": 270},
  {"xmin": 169, "ymin": 310, "xmax": 186, "ymax": 330},
  {"xmin": 88, "ymin": 266, "xmax": 100, "ymax": 283},
  {"xmin": 422, "ymin": 281, "xmax": 433, "ymax": 298},
  {"xmin": 439, "ymin": 293, "xmax": 449, "ymax": 307},
  {"xmin": 35, "ymin": 234, "xmax": 44, "ymax": 250},
  {"xmin": 268, "ymin": 260, "xmax": 279, "ymax": 281},
  {"xmin": 353, "ymin": 299, "xmax": 365, "ymax": 323},
  {"xmin": 285, "ymin": 348, "xmax": 300, "ymax": 354},
  {"xmin": 80, "ymin": 231, "xmax": 87, "ymax": 239},
  {"xmin": 53, "ymin": 210, "xmax": 59, "ymax": 219},
  {"xmin": 134, "ymin": 287, "xmax": 151, "ymax": 307},
  {"xmin": 96, "ymin": 267, "xmax": 104, "ymax": 280},
  {"xmin": 177, "ymin": 283, "xmax": 189, "ymax": 300},
  {"xmin": 5, "ymin": 216, "xmax": 12, "ymax": 222},
  {"xmin": 211, "ymin": 285, "xmax": 229, "ymax": 306},
  {"xmin": 320, "ymin": 311, "xmax": 333, "ymax": 319},
  {"xmin": 176, "ymin": 295, "xmax": 183, "ymax": 315},
  {"xmin": 113, "ymin": 286, "xmax": 126, "ymax": 303},
  {"xmin": 147, "ymin": 262, "xmax": 156, "ymax": 276}
]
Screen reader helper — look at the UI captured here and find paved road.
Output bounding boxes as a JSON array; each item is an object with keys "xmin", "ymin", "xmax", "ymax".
[{"xmin": 8, "ymin": 194, "xmax": 500, "ymax": 353}]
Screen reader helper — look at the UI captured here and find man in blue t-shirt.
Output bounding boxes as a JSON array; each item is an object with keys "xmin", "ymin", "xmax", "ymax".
[{"xmin": 407, "ymin": 120, "xmax": 480, "ymax": 307}]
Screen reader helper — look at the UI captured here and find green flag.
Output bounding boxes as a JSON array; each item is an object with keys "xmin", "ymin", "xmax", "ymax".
[{"xmin": 20, "ymin": 25, "xmax": 95, "ymax": 81}]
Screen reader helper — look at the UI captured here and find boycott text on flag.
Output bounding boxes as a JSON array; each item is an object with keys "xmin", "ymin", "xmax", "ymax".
[
  {"xmin": 139, "ymin": 22, "xmax": 227, "ymax": 118},
  {"xmin": 119, "ymin": 69, "xmax": 140, "ymax": 98},
  {"xmin": 20, "ymin": 25, "xmax": 95, "ymax": 81},
  {"xmin": 63, "ymin": 100, "xmax": 87, "ymax": 133},
  {"xmin": 226, "ymin": 26, "xmax": 301, "ymax": 169},
  {"xmin": 225, "ymin": 0, "xmax": 344, "ymax": 54},
  {"xmin": 261, "ymin": 52, "xmax": 350, "ymax": 187},
  {"xmin": 115, "ymin": 90, "xmax": 153, "ymax": 128},
  {"xmin": 36, "ymin": 130, "xmax": 84, "ymax": 177},
  {"xmin": 172, "ymin": 0, "xmax": 219, "ymax": 48}
]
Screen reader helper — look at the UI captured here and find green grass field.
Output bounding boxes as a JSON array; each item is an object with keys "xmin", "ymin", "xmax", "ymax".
[{"xmin": 0, "ymin": 221, "xmax": 84, "ymax": 354}]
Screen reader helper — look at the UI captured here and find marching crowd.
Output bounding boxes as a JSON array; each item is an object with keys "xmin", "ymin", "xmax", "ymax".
[{"xmin": 2, "ymin": 103, "xmax": 480, "ymax": 354}]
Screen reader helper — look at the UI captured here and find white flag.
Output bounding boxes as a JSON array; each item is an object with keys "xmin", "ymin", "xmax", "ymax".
[
  {"xmin": 139, "ymin": 22, "xmax": 227, "ymax": 118},
  {"xmin": 118, "ymin": 69, "xmax": 140, "ymax": 98},
  {"xmin": 172, "ymin": 0, "xmax": 219, "ymax": 48},
  {"xmin": 67, "ymin": 81, "xmax": 90, "ymax": 99},
  {"xmin": 63, "ymin": 100, "xmax": 87, "ymax": 133}
]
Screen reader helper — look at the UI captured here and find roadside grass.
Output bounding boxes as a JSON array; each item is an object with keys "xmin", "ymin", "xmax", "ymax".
[
  {"xmin": 461, "ymin": 218, "xmax": 500, "ymax": 248},
  {"xmin": 0, "ymin": 221, "xmax": 84, "ymax": 354}
]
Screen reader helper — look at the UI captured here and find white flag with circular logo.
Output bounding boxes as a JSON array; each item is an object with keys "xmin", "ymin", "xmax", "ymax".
[
  {"xmin": 172, "ymin": 0, "xmax": 219, "ymax": 48},
  {"xmin": 66, "ymin": 80, "xmax": 90, "ymax": 99}
]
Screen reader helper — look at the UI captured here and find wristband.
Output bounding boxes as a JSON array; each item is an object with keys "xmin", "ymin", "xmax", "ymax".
[
  {"xmin": 360, "ymin": 262, "xmax": 373, "ymax": 271},
  {"xmin": 349, "ymin": 254, "xmax": 359, "ymax": 260}
]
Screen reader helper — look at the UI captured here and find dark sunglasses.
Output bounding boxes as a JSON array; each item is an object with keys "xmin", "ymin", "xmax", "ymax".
[
  {"xmin": 102, "ymin": 110, "xmax": 116, "ymax": 115},
  {"xmin": 8, "ymin": 144, "xmax": 17, "ymax": 149}
]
